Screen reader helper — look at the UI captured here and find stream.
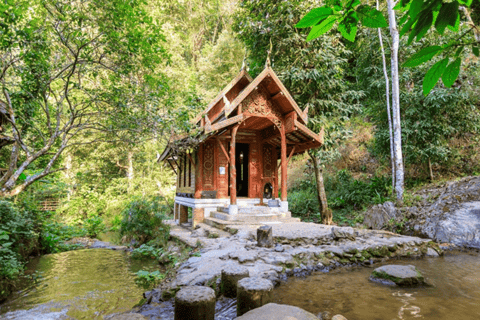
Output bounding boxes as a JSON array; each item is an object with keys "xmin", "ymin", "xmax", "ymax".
[
  {"xmin": 1, "ymin": 249, "xmax": 480, "ymax": 319},
  {"xmin": 273, "ymin": 251, "xmax": 480, "ymax": 320},
  {"xmin": 0, "ymin": 248, "xmax": 158, "ymax": 320}
]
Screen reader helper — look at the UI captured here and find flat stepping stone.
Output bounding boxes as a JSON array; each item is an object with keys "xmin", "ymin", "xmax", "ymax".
[
  {"xmin": 221, "ymin": 265, "xmax": 249, "ymax": 298},
  {"xmin": 174, "ymin": 286, "xmax": 216, "ymax": 320},
  {"xmin": 370, "ymin": 265, "xmax": 425, "ymax": 286},
  {"xmin": 237, "ymin": 277, "xmax": 274, "ymax": 316},
  {"xmin": 235, "ymin": 303, "xmax": 318, "ymax": 320}
]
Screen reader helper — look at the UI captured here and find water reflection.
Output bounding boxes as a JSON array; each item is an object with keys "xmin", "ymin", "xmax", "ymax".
[
  {"xmin": 0, "ymin": 249, "xmax": 158, "ymax": 319},
  {"xmin": 273, "ymin": 252, "xmax": 480, "ymax": 320}
]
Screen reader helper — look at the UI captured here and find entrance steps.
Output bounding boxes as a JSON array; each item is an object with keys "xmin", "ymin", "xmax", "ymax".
[
  {"xmin": 204, "ymin": 204, "xmax": 300, "ymax": 229},
  {"xmin": 204, "ymin": 216, "xmax": 301, "ymax": 231}
]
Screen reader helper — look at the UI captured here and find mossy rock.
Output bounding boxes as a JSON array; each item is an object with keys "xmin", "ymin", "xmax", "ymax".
[
  {"xmin": 161, "ymin": 286, "xmax": 181, "ymax": 300},
  {"xmin": 370, "ymin": 265, "xmax": 426, "ymax": 286}
]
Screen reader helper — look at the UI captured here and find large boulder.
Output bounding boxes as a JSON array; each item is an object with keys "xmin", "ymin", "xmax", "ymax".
[
  {"xmin": 422, "ymin": 201, "xmax": 480, "ymax": 248},
  {"xmin": 363, "ymin": 202, "xmax": 398, "ymax": 230},
  {"xmin": 235, "ymin": 303, "xmax": 319, "ymax": 320},
  {"xmin": 369, "ymin": 265, "xmax": 425, "ymax": 286}
]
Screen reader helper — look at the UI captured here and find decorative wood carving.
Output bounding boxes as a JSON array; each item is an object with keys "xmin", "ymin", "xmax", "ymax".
[
  {"xmin": 243, "ymin": 89, "xmax": 283, "ymax": 128},
  {"xmin": 263, "ymin": 144, "xmax": 273, "ymax": 177},
  {"xmin": 203, "ymin": 140, "xmax": 215, "ymax": 187},
  {"xmin": 285, "ymin": 111, "xmax": 297, "ymax": 134}
]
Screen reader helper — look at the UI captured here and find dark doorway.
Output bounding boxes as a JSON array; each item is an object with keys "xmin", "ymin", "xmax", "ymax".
[{"xmin": 236, "ymin": 143, "xmax": 249, "ymax": 197}]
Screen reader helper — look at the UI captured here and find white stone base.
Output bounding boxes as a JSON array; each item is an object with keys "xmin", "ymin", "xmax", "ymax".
[
  {"xmin": 279, "ymin": 201, "xmax": 289, "ymax": 213},
  {"xmin": 173, "ymin": 196, "xmax": 289, "ymax": 219},
  {"xmin": 228, "ymin": 204, "xmax": 238, "ymax": 215}
]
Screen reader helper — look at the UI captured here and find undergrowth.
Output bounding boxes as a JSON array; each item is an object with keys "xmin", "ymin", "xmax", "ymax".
[{"xmin": 289, "ymin": 169, "xmax": 392, "ymax": 226}]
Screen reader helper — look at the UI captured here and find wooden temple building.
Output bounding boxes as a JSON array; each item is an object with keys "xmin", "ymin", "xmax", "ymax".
[{"xmin": 160, "ymin": 63, "xmax": 323, "ymax": 227}]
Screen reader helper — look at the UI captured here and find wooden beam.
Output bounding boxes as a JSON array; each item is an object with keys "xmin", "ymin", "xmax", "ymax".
[
  {"xmin": 271, "ymin": 91, "xmax": 284, "ymax": 101},
  {"xmin": 294, "ymin": 119, "xmax": 322, "ymax": 143},
  {"xmin": 216, "ymin": 137, "xmax": 230, "ymax": 163},
  {"xmin": 167, "ymin": 160, "xmax": 177, "ymax": 175},
  {"xmin": 287, "ymin": 146, "xmax": 296, "ymax": 164},
  {"xmin": 205, "ymin": 114, "xmax": 246, "ymax": 133},
  {"xmin": 186, "ymin": 152, "xmax": 195, "ymax": 166}
]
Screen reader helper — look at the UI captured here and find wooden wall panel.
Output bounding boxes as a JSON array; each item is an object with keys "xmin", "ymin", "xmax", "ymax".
[
  {"xmin": 203, "ymin": 140, "xmax": 215, "ymax": 190},
  {"xmin": 217, "ymin": 140, "xmax": 229, "ymax": 198},
  {"xmin": 248, "ymin": 134, "xmax": 259, "ymax": 198}
]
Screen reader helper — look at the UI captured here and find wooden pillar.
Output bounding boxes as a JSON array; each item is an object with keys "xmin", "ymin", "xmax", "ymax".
[
  {"xmin": 194, "ymin": 146, "xmax": 203, "ymax": 199},
  {"xmin": 280, "ymin": 124, "xmax": 287, "ymax": 201},
  {"xmin": 229, "ymin": 125, "xmax": 240, "ymax": 205},
  {"xmin": 179, "ymin": 205, "xmax": 188, "ymax": 224}
]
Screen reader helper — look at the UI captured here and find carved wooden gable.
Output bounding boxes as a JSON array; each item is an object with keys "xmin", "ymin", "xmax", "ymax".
[{"xmin": 242, "ymin": 88, "xmax": 283, "ymax": 128}]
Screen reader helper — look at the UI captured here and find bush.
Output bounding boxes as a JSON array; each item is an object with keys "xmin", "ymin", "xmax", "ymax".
[
  {"xmin": 119, "ymin": 197, "xmax": 170, "ymax": 246},
  {"xmin": 131, "ymin": 244, "xmax": 162, "ymax": 260},
  {"xmin": 40, "ymin": 218, "xmax": 87, "ymax": 253},
  {"xmin": 135, "ymin": 270, "xmax": 165, "ymax": 289},
  {"xmin": 0, "ymin": 201, "xmax": 39, "ymax": 301},
  {"xmin": 328, "ymin": 170, "xmax": 391, "ymax": 209},
  {"xmin": 289, "ymin": 170, "xmax": 391, "ymax": 225},
  {"xmin": 83, "ymin": 215, "xmax": 105, "ymax": 238}
]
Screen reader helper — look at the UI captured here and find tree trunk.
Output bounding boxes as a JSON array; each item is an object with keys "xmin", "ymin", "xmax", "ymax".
[
  {"xmin": 377, "ymin": 0, "xmax": 395, "ymax": 196},
  {"xmin": 387, "ymin": 0, "xmax": 404, "ymax": 204},
  {"xmin": 64, "ymin": 153, "xmax": 73, "ymax": 201},
  {"xmin": 308, "ymin": 152, "xmax": 332, "ymax": 225},
  {"xmin": 127, "ymin": 151, "xmax": 134, "ymax": 192},
  {"xmin": 428, "ymin": 158, "xmax": 434, "ymax": 181}
]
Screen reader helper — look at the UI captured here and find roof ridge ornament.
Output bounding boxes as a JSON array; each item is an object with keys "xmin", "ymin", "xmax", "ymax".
[
  {"xmin": 223, "ymin": 94, "xmax": 231, "ymax": 118},
  {"xmin": 241, "ymin": 49, "xmax": 247, "ymax": 71},
  {"xmin": 265, "ymin": 38, "xmax": 273, "ymax": 69},
  {"xmin": 205, "ymin": 114, "xmax": 212, "ymax": 132}
]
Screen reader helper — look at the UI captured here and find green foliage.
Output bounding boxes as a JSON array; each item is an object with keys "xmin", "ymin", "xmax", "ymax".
[
  {"xmin": 298, "ymin": 0, "xmax": 478, "ymax": 95},
  {"xmin": 131, "ymin": 244, "xmax": 163, "ymax": 260},
  {"xmin": 83, "ymin": 216, "xmax": 105, "ymax": 238},
  {"xmin": 0, "ymin": 0, "xmax": 171, "ymax": 196},
  {"xmin": 134, "ymin": 270, "xmax": 165, "ymax": 289},
  {"xmin": 40, "ymin": 218, "xmax": 87, "ymax": 254},
  {"xmin": 119, "ymin": 197, "xmax": 170, "ymax": 246},
  {"xmin": 289, "ymin": 170, "xmax": 391, "ymax": 225},
  {"xmin": 0, "ymin": 200, "xmax": 40, "ymax": 300},
  {"xmin": 0, "ymin": 201, "xmax": 38, "ymax": 280},
  {"xmin": 296, "ymin": 1, "xmax": 388, "ymax": 43}
]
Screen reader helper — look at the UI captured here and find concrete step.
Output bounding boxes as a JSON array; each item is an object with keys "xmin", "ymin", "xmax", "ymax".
[
  {"xmin": 210, "ymin": 210, "xmax": 292, "ymax": 223},
  {"xmin": 204, "ymin": 217, "xmax": 244, "ymax": 231},
  {"xmin": 217, "ymin": 205, "xmax": 273, "ymax": 215},
  {"xmin": 203, "ymin": 216, "xmax": 302, "ymax": 231}
]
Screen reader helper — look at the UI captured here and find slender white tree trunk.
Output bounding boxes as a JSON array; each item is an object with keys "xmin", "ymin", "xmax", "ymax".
[
  {"xmin": 377, "ymin": 0, "xmax": 395, "ymax": 196},
  {"xmin": 127, "ymin": 151, "xmax": 134, "ymax": 193},
  {"xmin": 386, "ymin": 0, "xmax": 404, "ymax": 203}
]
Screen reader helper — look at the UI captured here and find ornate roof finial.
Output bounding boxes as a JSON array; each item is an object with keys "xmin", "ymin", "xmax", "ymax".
[
  {"xmin": 265, "ymin": 38, "xmax": 273, "ymax": 68},
  {"xmin": 241, "ymin": 48, "xmax": 247, "ymax": 71}
]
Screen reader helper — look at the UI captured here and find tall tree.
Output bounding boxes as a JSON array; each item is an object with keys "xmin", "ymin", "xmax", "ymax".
[
  {"xmin": 234, "ymin": 0, "xmax": 363, "ymax": 224},
  {"xmin": 0, "ymin": 0, "xmax": 170, "ymax": 197}
]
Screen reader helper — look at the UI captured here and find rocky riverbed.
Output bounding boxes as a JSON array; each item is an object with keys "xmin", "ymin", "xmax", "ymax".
[
  {"xmin": 364, "ymin": 175, "xmax": 480, "ymax": 248},
  {"xmin": 129, "ymin": 221, "xmax": 442, "ymax": 319}
]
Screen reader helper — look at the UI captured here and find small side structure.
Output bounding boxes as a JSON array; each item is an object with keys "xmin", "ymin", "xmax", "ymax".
[{"xmin": 160, "ymin": 65, "xmax": 323, "ymax": 227}]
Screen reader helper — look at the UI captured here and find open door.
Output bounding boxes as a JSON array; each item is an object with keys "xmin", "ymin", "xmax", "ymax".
[{"xmin": 236, "ymin": 143, "xmax": 249, "ymax": 197}]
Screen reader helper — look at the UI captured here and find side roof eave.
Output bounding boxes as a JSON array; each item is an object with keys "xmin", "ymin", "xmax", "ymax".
[
  {"xmin": 224, "ymin": 67, "xmax": 308, "ymax": 124},
  {"xmin": 192, "ymin": 68, "xmax": 253, "ymax": 125}
]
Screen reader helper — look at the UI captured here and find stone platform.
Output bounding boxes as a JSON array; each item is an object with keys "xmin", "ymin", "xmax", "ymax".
[{"xmin": 204, "ymin": 204, "xmax": 301, "ymax": 230}]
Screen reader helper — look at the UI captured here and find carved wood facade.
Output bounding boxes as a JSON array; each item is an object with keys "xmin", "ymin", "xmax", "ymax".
[{"xmin": 161, "ymin": 65, "xmax": 323, "ymax": 214}]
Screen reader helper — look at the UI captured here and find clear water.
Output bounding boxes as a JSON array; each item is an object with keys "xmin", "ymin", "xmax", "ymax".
[
  {"xmin": 1, "ymin": 249, "xmax": 479, "ymax": 320},
  {"xmin": 0, "ymin": 249, "xmax": 158, "ymax": 319},
  {"xmin": 273, "ymin": 251, "xmax": 480, "ymax": 320}
]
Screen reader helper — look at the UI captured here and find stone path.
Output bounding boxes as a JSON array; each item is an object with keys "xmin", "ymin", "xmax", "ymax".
[{"xmin": 134, "ymin": 221, "xmax": 442, "ymax": 319}]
